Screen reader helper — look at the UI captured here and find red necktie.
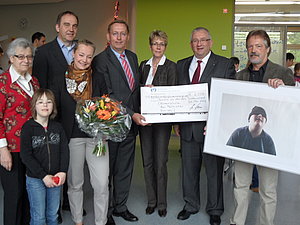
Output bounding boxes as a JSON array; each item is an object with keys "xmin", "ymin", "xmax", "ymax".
[
  {"xmin": 191, "ymin": 60, "xmax": 202, "ymax": 84},
  {"xmin": 120, "ymin": 54, "xmax": 135, "ymax": 90}
]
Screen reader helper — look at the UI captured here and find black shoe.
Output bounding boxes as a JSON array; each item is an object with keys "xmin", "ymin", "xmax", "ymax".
[
  {"xmin": 83, "ymin": 209, "xmax": 87, "ymax": 216},
  {"xmin": 57, "ymin": 210, "xmax": 62, "ymax": 224},
  {"xmin": 113, "ymin": 210, "xmax": 138, "ymax": 222},
  {"xmin": 177, "ymin": 209, "xmax": 197, "ymax": 220},
  {"xmin": 106, "ymin": 216, "xmax": 115, "ymax": 225},
  {"xmin": 145, "ymin": 206, "xmax": 155, "ymax": 215},
  {"xmin": 62, "ymin": 203, "xmax": 70, "ymax": 211},
  {"xmin": 158, "ymin": 209, "xmax": 167, "ymax": 217},
  {"xmin": 210, "ymin": 215, "xmax": 221, "ymax": 225}
]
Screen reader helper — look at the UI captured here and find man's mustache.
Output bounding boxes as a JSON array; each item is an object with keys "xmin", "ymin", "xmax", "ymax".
[{"xmin": 250, "ymin": 52, "xmax": 260, "ymax": 57}]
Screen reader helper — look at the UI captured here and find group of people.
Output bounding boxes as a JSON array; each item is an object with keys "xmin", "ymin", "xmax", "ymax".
[{"xmin": 0, "ymin": 10, "xmax": 295, "ymax": 225}]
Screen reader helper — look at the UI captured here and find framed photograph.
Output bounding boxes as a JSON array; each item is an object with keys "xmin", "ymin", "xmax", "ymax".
[{"xmin": 203, "ymin": 78, "xmax": 300, "ymax": 175}]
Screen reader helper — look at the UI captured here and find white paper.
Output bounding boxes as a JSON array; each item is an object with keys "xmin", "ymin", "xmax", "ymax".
[{"xmin": 141, "ymin": 84, "xmax": 209, "ymax": 123}]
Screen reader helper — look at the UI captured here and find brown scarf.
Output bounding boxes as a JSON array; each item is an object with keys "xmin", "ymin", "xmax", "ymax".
[{"xmin": 65, "ymin": 63, "xmax": 92, "ymax": 101}]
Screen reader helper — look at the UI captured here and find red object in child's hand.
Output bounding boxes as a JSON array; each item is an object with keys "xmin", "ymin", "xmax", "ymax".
[{"xmin": 52, "ymin": 176, "xmax": 60, "ymax": 184}]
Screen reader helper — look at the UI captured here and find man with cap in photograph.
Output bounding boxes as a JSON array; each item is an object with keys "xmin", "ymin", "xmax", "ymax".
[{"xmin": 227, "ymin": 106, "xmax": 276, "ymax": 156}]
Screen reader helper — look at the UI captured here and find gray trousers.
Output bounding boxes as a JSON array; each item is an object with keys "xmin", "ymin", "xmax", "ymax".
[
  {"xmin": 67, "ymin": 138, "xmax": 109, "ymax": 225},
  {"xmin": 181, "ymin": 138, "xmax": 224, "ymax": 215}
]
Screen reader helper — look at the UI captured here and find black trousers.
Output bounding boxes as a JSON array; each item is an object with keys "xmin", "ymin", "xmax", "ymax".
[
  {"xmin": 139, "ymin": 124, "xmax": 172, "ymax": 210},
  {"xmin": 0, "ymin": 152, "xmax": 30, "ymax": 225},
  {"xmin": 108, "ymin": 134, "xmax": 136, "ymax": 215}
]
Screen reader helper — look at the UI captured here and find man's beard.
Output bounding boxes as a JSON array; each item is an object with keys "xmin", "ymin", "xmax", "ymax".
[{"xmin": 249, "ymin": 52, "xmax": 262, "ymax": 64}]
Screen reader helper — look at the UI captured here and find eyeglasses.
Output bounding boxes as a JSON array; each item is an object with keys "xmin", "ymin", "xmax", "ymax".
[
  {"xmin": 14, "ymin": 55, "xmax": 33, "ymax": 60},
  {"xmin": 151, "ymin": 42, "xmax": 166, "ymax": 47},
  {"xmin": 36, "ymin": 100, "xmax": 53, "ymax": 105},
  {"xmin": 191, "ymin": 39, "xmax": 211, "ymax": 44}
]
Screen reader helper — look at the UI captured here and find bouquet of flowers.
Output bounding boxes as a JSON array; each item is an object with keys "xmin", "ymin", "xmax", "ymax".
[{"xmin": 75, "ymin": 95, "xmax": 132, "ymax": 156}]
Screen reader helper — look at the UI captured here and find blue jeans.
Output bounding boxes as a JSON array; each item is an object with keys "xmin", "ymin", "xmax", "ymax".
[{"xmin": 26, "ymin": 176, "xmax": 61, "ymax": 225}]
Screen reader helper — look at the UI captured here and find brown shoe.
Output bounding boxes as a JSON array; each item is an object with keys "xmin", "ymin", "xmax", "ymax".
[{"xmin": 250, "ymin": 187, "xmax": 259, "ymax": 192}]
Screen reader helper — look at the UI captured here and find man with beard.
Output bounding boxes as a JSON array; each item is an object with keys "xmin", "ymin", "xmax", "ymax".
[
  {"xmin": 230, "ymin": 30, "xmax": 294, "ymax": 225},
  {"xmin": 227, "ymin": 106, "xmax": 276, "ymax": 156}
]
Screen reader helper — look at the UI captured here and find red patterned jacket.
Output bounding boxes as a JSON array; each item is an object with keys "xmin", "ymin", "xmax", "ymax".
[{"xmin": 0, "ymin": 71, "xmax": 39, "ymax": 152}]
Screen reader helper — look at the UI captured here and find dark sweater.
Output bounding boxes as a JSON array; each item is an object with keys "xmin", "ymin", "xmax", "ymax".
[{"xmin": 20, "ymin": 119, "xmax": 69, "ymax": 179}]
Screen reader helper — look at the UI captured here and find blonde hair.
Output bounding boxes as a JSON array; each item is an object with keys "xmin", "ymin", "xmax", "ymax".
[{"xmin": 149, "ymin": 30, "xmax": 168, "ymax": 46}]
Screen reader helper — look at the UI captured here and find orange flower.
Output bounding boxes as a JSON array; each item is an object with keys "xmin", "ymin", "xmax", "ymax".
[{"xmin": 96, "ymin": 110, "xmax": 111, "ymax": 120}]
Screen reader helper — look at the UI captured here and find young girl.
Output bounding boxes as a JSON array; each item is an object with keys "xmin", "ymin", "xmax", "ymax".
[{"xmin": 20, "ymin": 88, "xmax": 69, "ymax": 225}]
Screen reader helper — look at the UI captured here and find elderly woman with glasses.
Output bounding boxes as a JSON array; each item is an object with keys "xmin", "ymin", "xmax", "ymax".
[
  {"xmin": 0, "ymin": 38, "xmax": 39, "ymax": 225},
  {"xmin": 138, "ymin": 30, "xmax": 176, "ymax": 217}
]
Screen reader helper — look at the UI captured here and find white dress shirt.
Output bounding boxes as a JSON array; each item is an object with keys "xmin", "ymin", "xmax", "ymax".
[
  {"xmin": 189, "ymin": 51, "xmax": 211, "ymax": 83},
  {"xmin": 145, "ymin": 55, "xmax": 166, "ymax": 85}
]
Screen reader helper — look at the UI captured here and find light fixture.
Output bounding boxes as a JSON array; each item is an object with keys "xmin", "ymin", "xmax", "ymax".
[
  {"xmin": 235, "ymin": 21, "xmax": 300, "ymax": 24},
  {"xmin": 236, "ymin": 13, "xmax": 300, "ymax": 17},
  {"xmin": 236, "ymin": 1, "xmax": 300, "ymax": 5}
]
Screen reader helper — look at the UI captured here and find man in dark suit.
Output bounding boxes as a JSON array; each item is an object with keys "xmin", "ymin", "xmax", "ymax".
[
  {"xmin": 174, "ymin": 27, "xmax": 236, "ymax": 225},
  {"xmin": 92, "ymin": 20, "xmax": 147, "ymax": 225},
  {"xmin": 32, "ymin": 11, "xmax": 79, "ymax": 223},
  {"xmin": 32, "ymin": 11, "xmax": 78, "ymax": 89}
]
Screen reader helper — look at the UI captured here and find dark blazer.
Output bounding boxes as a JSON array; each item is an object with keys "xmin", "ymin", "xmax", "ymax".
[
  {"xmin": 32, "ymin": 38, "xmax": 69, "ymax": 89},
  {"xmin": 52, "ymin": 68, "xmax": 107, "ymax": 141},
  {"xmin": 92, "ymin": 47, "xmax": 140, "ymax": 135},
  {"xmin": 139, "ymin": 58, "xmax": 177, "ymax": 86},
  {"xmin": 237, "ymin": 60, "xmax": 295, "ymax": 85},
  {"xmin": 177, "ymin": 52, "xmax": 236, "ymax": 142}
]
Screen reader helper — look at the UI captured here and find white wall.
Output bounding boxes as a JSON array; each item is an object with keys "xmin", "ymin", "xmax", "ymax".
[{"xmin": 0, "ymin": 0, "xmax": 134, "ymax": 70}]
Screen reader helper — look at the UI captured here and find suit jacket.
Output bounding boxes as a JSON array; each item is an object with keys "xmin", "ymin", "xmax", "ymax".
[
  {"xmin": 177, "ymin": 52, "xmax": 236, "ymax": 142},
  {"xmin": 32, "ymin": 38, "xmax": 69, "ymax": 89},
  {"xmin": 237, "ymin": 60, "xmax": 295, "ymax": 85},
  {"xmin": 92, "ymin": 47, "xmax": 140, "ymax": 135},
  {"xmin": 139, "ymin": 58, "xmax": 177, "ymax": 86}
]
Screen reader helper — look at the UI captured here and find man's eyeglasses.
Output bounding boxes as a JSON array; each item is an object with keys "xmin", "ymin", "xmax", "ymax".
[
  {"xmin": 191, "ymin": 39, "xmax": 211, "ymax": 44},
  {"xmin": 14, "ymin": 55, "xmax": 33, "ymax": 60}
]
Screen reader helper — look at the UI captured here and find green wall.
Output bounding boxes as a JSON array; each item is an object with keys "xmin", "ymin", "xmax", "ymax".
[{"xmin": 136, "ymin": 0, "xmax": 235, "ymax": 63}]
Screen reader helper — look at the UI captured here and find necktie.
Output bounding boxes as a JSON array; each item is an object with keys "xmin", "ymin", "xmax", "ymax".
[
  {"xmin": 120, "ymin": 54, "xmax": 135, "ymax": 90},
  {"xmin": 191, "ymin": 60, "xmax": 202, "ymax": 84}
]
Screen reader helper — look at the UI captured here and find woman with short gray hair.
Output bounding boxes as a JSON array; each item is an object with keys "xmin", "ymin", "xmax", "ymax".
[{"xmin": 0, "ymin": 37, "xmax": 39, "ymax": 225}]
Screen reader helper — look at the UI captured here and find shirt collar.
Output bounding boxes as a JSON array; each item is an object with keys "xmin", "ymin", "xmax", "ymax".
[
  {"xmin": 57, "ymin": 37, "xmax": 75, "ymax": 50},
  {"xmin": 248, "ymin": 59, "xmax": 269, "ymax": 73},
  {"xmin": 192, "ymin": 51, "xmax": 211, "ymax": 64},
  {"xmin": 146, "ymin": 55, "xmax": 166, "ymax": 66},
  {"xmin": 9, "ymin": 65, "xmax": 32, "ymax": 83},
  {"xmin": 110, "ymin": 46, "xmax": 125, "ymax": 59}
]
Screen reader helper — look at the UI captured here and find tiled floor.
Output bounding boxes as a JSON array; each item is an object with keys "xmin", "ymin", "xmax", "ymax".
[{"xmin": 0, "ymin": 136, "xmax": 300, "ymax": 225}]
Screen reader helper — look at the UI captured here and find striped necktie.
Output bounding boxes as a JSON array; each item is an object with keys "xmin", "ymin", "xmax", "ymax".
[{"xmin": 120, "ymin": 54, "xmax": 135, "ymax": 90}]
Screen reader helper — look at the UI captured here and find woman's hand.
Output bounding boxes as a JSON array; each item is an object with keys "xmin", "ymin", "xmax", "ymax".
[
  {"xmin": 55, "ymin": 172, "xmax": 66, "ymax": 186},
  {"xmin": 173, "ymin": 125, "xmax": 180, "ymax": 136},
  {"xmin": 0, "ymin": 147, "xmax": 12, "ymax": 171}
]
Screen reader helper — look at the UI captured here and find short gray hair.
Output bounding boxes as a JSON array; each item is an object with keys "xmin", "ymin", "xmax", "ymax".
[
  {"xmin": 190, "ymin": 27, "xmax": 212, "ymax": 41},
  {"xmin": 6, "ymin": 38, "xmax": 33, "ymax": 58}
]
